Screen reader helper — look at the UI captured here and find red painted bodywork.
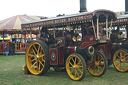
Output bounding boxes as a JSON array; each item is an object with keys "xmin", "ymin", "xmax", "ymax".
[
  {"xmin": 84, "ymin": 36, "xmax": 95, "ymax": 42},
  {"xmin": 97, "ymin": 42, "xmax": 112, "ymax": 59},
  {"xmin": 66, "ymin": 44, "xmax": 77, "ymax": 54},
  {"xmin": 49, "ymin": 48, "xmax": 58, "ymax": 65},
  {"xmin": 79, "ymin": 41, "xmax": 97, "ymax": 49},
  {"xmin": 58, "ymin": 46, "xmax": 65, "ymax": 64},
  {"xmin": 49, "ymin": 46, "xmax": 65, "ymax": 65}
]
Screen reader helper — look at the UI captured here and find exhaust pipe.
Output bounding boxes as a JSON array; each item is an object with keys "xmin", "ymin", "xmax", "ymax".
[
  {"xmin": 125, "ymin": 0, "xmax": 128, "ymax": 14},
  {"xmin": 125, "ymin": 0, "xmax": 128, "ymax": 38},
  {"xmin": 79, "ymin": 0, "xmax": 87, "ymax": 12}
]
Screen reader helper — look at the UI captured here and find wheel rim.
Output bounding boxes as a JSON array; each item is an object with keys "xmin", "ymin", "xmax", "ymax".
[
  {"xmin": 113, "ymin": 50, "xmax": 128, "ymax": 72},
  {"xmin": 88, "ymin": 52, "xmax": 106, "ymax": 76},
  {"xmin": 26, "ymin": 42, "xmax": 45, "ymax": 75},
  {"xmin": 66, "ymin": 55, "xmax": 84, "ymax": 80}
]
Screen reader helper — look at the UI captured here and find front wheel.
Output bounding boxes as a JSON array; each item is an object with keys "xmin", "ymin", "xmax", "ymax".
[
  {"xmin": 113, "ymin": 49, "xmax": 128, "ymax": 72},
  {"xmin": 66, "ymin": 53, "xmax": 86, "ymax": 81},
  {"xmin": 88, "ymin": 51, "xmax": 108, "ymax": 76},
  {"xmin": 25, "ymin": 40, "xmax": 50, "ymax": 75}
]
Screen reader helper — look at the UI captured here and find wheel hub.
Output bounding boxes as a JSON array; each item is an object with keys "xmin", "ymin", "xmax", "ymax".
[
  {"xmin": 95, "ymin": 61, "xmax": 99, "ymax": 66},
  {"xmin": 36, "ymin": 55, "xmax": 39, "ymax": 58},
  {"xmin": 35, "ymin": 55, "xmax": 39, "ymax": 60},
  {"xmin": 73, "ymin": 65, "xmax": 79, "ymax": 69},
  {"xmin": 121, "ymin": 58, "xmax": 126, "ymax": 63}
]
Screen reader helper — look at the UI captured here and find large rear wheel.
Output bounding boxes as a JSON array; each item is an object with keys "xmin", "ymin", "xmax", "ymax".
[
  {"xmin": 113, "ymin": 49, "xmax": 128, "ymax": 72},
  {"xmin": 88, "ymin": 51, "xmax": 107, "ymax": 76},
  {"xmin": 25, "ymin": 40, "xmax": 50, "ymax": 75},
  {"xmin": 66, "ymin": 53, "xmax": 86, "ymax": 81}
]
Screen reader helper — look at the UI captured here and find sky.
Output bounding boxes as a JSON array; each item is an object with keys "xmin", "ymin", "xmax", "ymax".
[{"xmin": 0, "ymin": 0, "xmax": 125, "ymax": 20}]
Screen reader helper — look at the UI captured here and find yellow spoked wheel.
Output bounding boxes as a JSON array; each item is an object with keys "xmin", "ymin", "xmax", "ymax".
[
  {"xmin": 88, "ymin": 51, "xmax": 107, "ymax": 76},
  {"xmin": 113, "ymin": 49, "xmax": 128, "ymax": 72},
  {"xmin": 26, "ymin": 40, "xmax": 49, "ymax": 75},
  {"xmin": 66, "ymin": 53, "xmax": 86, "ymax": 81}
]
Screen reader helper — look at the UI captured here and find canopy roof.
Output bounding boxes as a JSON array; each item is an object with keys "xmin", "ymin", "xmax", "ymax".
[
  {"xmin": 112, "ymin": 14, "xmax": 128, "ymax": 26},
  {"xmin": 22, "ymin": 9, "xmax": 117, "ymax": 29},
  {"xmin": 0, "ymin": 15, "xmax": 43, "ymax": 34},
  {"xmin": 117, "ymin": 14, "xmax": 128, "ymax": 19}
]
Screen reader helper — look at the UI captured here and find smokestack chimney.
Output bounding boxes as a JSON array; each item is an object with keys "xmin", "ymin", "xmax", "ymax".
[
  {"xmin": 79, "ymin": 0, "xmax": 87, "ymax": 12},
  {"xmin": 125, "ymin": 0, "xmax": 128, "ymax": 14}
]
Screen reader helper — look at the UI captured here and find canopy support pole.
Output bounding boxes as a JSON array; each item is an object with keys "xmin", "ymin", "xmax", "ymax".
[
  {"xmin": 54, "ymin": 27, "xmax": 56, "ymax": 38},
  {"xmin": 30, "ymin": 28, "xmax": 32, "ymax": 40},
  {"xmin": 92, "ymin": 20, "xmax": 96, "ymax": 39},
  {"xmin": 109, "ymin": 20, "xmax": 113, "ymax": 39},
  {"xmin": 39, "ymin": 26, "xmax": 41, "ymax": 38},
  {"xmin": 97, "ymin": 18, "xmax": 99, "ymax": 39},
  {"xmin": 106, "ymin": 18, "xmax": 109, "ymax": 39}
]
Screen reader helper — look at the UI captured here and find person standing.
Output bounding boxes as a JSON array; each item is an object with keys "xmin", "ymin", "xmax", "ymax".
[
  {"xmin": 9, "ymin": 42, "xmax": 15, "ymax": 55},
  {"xmin": 5, "ymin": 44, "xmax": 8, "ymax": 56}
]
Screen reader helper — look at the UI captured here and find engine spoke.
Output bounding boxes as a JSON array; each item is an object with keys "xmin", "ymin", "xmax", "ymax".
[
  {"xmin": 31, "ymin": 58, "xmax": 35, "ymax": 62},
  {"xmin": 31, "ymin": 61, "xmax": 37, "ymax": 68},
  {"xmin": 39, "ymin": 60, "xmax": 44, "ymax": 68},
  {"xmin": 37, "ymin": 45, "xmax": 41, "ymax": 54},
  {"xmin": 28, "ymin": 54, "xmax": 35, "ymax": 57},
  {"xmin": 33, "ymin": 44, "xmax": 38, "ymax": 53}
]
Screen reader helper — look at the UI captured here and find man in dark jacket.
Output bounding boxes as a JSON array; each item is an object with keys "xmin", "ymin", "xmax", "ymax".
[{"xmin": 9, "ymin": 42, "xmax": 15, "ymax": 55}]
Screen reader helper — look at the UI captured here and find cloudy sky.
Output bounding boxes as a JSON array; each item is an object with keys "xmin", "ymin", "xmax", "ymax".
[{"xmin": 0, "ymin": 0, "xmax": 125, "ymax": 20}]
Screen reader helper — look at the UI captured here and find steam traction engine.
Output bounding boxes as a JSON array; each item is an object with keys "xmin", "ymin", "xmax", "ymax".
[
  {"xmin": 22, "ymin": 10, "xmax": 117, "ymax": 81},
  {"xmin": 108, "ymin": 15, "xmax": 128, "ymax": 72}
]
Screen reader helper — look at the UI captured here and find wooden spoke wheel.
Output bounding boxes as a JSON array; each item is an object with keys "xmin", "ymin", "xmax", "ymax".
[
  {"xmin": 113, "ymin": 49, "xmax": 128, "ymax": 72},
  {"xmin": 88, "ymin": 51, "xmax": 107, "ymax": 76},
  {"xmin": 66, "ymin": 53, "xmax": 86, "ymax": 81},
  {"xmin": 53, "ymin": 67, "xmax": 66, "ymax": 72},
  {"xmin": 26, "ymin": 40, "xmax": 50, "ymax": 75}
]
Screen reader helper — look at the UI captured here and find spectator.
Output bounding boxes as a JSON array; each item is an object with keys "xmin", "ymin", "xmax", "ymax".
[
  {"xmin": 9, "ymin": 42, "xmax": 15, "ymax": 55},
  {"xmin": 27, "ymin": 38, "xmax": 32, "ymax": 43},
  {"xmin": 5, "ymin": 44, "xmax": 8, "ymax": 56}
]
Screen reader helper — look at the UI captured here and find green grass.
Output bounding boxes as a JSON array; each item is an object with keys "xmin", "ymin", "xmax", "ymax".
[{"xmin": 0, "ymin": 55, "xmax": 128, "ymax": 85}]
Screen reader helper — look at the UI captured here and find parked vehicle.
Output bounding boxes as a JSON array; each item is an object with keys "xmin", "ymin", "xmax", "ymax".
[
  {"xmin": 21, "ymin": 10, "xmax": 117, "ymax": 80},
  {"xmin": 110, "ymin": 22, "xmax": 128, "ymax": 72}
]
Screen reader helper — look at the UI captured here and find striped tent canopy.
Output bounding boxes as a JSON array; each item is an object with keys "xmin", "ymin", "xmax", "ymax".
[{"xmin": 0, "ymin": 14, "xmax": 44, "ymax": 34}]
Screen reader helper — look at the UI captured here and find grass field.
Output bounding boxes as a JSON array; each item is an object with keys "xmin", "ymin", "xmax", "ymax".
[{"xmin": 0, "ymin": 55, "xmax": 128, "ymax": 85}]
